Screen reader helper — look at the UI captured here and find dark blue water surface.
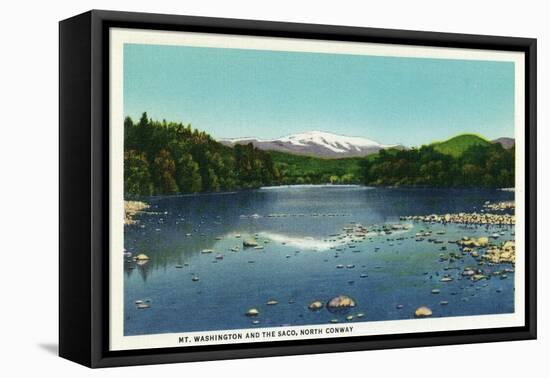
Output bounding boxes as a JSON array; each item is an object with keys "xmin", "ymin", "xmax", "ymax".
[{"xmin": 124, "ymin": 186, "xmax": 515, "ymax": 336}]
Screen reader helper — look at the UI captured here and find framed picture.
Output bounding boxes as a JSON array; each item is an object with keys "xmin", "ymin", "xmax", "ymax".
[{"xmin": 59, "ymin": 10, "xmax": 537, "ymax": 368}]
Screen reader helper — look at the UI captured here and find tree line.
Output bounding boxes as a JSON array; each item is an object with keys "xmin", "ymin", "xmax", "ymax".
[
  {"xmin": 124, "ymin": 113, "xmax": 515, "ymax": 197},
  {"xmin": 361, "ymin": 144, "xmax": 515, "ymax": 188},
  {"xmin": 124, "ymin": 113, "xmax": 280, "ymax": 196}
]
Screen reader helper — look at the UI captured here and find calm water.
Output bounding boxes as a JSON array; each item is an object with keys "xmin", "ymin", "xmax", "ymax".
[{"xmin": 124, "ymin": 186, "xmax": 515, "ymax": 336}]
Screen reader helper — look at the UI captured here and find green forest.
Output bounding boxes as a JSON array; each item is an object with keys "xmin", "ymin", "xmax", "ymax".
[
  {"xmin": 268, "ymin": 151, "xmax": 364, "ymax": 185},
  {"xmin": 361, "ymin": 137, "xmax": 515, "ymax": 187},
  {"xmin": 124, "ymin": 113, "xmax": 280, "ymax": 196},
  {"xmin": 124, "ymin": 113, "xmax": 515, "ymax": 197}
]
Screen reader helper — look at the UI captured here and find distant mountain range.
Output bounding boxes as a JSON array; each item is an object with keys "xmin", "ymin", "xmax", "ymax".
[
  {"xmin": 219, "ymin": 131, "xmax": 405, "ymax": 158},
  {"xmin": 219, "ymin": 130, "xmax": 514, "ymax": 158},
  {"xmin": 492, "ymin": 137, "xmax": 515, "ymax": 149}
]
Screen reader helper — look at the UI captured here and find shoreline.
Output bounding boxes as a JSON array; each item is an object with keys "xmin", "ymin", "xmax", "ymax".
[
  {"xmin": 126, "ymin": 185, "xmax": 514, "ymax": 201},
  {"xmin": 124, "ymin": 200, "xmax": 150, "ymax": 225},
  {"xmin": 401, "ymin": 200, "xmax": 515, "ymax": 225},
  {"xmin": 259, "ymin": 184, "xmax": 369, "ymax": 190}
]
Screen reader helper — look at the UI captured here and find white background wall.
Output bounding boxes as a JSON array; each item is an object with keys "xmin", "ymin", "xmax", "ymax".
[{"xmin": 1, "ymin": 0, "xmax": 546, "ymax": 375}]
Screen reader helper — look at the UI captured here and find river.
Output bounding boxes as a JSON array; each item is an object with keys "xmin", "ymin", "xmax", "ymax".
[{"xmin": 123, "ymin": 186, "xmax": 515, "ymax": 336}]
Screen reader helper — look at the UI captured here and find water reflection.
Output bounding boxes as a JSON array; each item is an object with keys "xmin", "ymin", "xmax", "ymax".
[{"xmin": 123, "ymin": 186, "xmax": 516, "ymax": 335}]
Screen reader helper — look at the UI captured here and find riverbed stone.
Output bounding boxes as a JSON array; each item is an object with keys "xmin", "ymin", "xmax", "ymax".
[
  {"xmin": 477, "ymin": 237, "xmax": 489, "ymax": 247},
  {"xmin": 308, "ymin": 300, "xmax": 323, "ymax": 311},
  {"xmin": 472, "ymin": 274, "xmax": 487, "ymax": 281},
  {"xmin": 415, "ymin": 306, "xmax": 433, "ymax": 318},
  {"xmin": 243, "ymin": 239, "xmax": 259, "ymax": 247},
  {"xmin": 326, "ymin": 295, "xmax": 356, "ymax": 313}
]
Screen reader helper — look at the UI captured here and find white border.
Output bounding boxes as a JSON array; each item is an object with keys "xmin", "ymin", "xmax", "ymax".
[{"xmin": 109, "ymin": 28, "xmax": 526, "ymax": 351}]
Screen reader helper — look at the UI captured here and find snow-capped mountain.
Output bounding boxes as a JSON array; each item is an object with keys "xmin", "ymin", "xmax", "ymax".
[{"xmin": 219, "ymin": 131, "xmax": 404, "ymax": 158}]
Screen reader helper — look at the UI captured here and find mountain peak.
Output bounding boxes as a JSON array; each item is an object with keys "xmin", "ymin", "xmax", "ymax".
[
  {"xmin": 278, "ymin": 130, "xmax": 383, "ymax": 153},
  {"xmin": 492, "ymin": 137, "xmax": 515, "ymax": 149},
  {"xmin": 219, "ymin": 130, "xmax": 401, "ymax": 158}
]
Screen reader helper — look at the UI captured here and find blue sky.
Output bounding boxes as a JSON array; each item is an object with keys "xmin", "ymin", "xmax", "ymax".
[{"xmin": 124, "ymin": 43, "xmax": 515, "ymax": 146}]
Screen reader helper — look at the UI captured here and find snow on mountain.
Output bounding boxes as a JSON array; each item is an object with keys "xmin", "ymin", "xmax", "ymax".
[
  {"xmin": 219, "ymin": 131, "xmax": 403, "ymax": 158},
  {"xmin": 279, "ymin": 131, "xmax": 382, "ymax": 152}
]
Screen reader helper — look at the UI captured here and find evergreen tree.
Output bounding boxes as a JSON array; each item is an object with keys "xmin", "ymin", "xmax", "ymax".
[{"xmin": 124, "ymin": 150, "xmax": 153, "ymax": 196}]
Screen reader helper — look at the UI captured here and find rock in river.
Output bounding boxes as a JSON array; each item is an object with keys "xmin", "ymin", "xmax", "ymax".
[
  {"xmin": 135, "ymin": 253, "xmax": 150, "ymax": 261},
  {"xmin": 415, "ymin": 306, "xmax": 433, "ymax": 318},
  {"xmin": 326, "ymin": 295, "xmax": 356, "ymax": 313},
  {"xmin": 243, "ymin": 239, "xmax": 259, "ymax": 247},
  {"xmin": 477, "ymin": 237, "xmax": 489, "ymax": 247},
  {"xmin": 246, "ymin": 308, "xmax": 259, "ymax": 317},
  {"xmin": 308, "ymin": 300, "xmax": 324, "ymax": 311},
  {"xmin": 472, "ymin": 274, "xmax": 487, "ymax": 281}
]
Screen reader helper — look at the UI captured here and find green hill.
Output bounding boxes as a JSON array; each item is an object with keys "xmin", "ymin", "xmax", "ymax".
[
  {"xmin": 432, "ymin": 134, "xmax": 491, "ymax": 157},
  {"xmin": 362, "ymin": 133, "xmax": 514, "ymax": 187}
]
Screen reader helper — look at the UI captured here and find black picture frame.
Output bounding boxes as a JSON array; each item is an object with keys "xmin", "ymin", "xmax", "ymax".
[{"xmin": 59, "ymin": 9, "xmax": 537, "ymax": 368}]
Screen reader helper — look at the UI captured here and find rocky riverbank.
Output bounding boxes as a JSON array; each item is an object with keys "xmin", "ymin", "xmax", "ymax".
[
  {"xmin": 482, "ymin": 240, "xmax": 516, "ymax": 264},
  {"xmin": 483, "ymin": 200, "xmax": 515, "ymax": 212},
  {"xmin": 456, "ymin": 237, "xmax": 516, "ymax": 264},
  {"xmin": 124, "ymin": 200, "xmax": 150, "ymax": 225},
  {"xmin": 400, "ymin": 212, "xmax": 514, "ymax": 225},
  {"xmin": 400, "ymin": 200, "xmax": 516, "ymax": 226}
]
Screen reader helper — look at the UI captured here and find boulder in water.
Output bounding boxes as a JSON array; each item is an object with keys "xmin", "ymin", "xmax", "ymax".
[
  {"xmin": 415, "ymin": 306, "xmax": 432, "ymax": 318},
  {"xmin": 472, "ymin": 274, "xmax": 487, "ymax": 281},
  {"xmin": 243, "ymin": 239, "xmax": 259, "ymax": 247},
  {"xmin": 477, "ymin": 237, "xmax": 489, "ymax": 247},
  {"xmin": 308, "ymin": 300, "xmax": 323, "ymax": 311},
  {"xmin": 326, "ymin": 295, "xmax": 356, "ymax": 313}
]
